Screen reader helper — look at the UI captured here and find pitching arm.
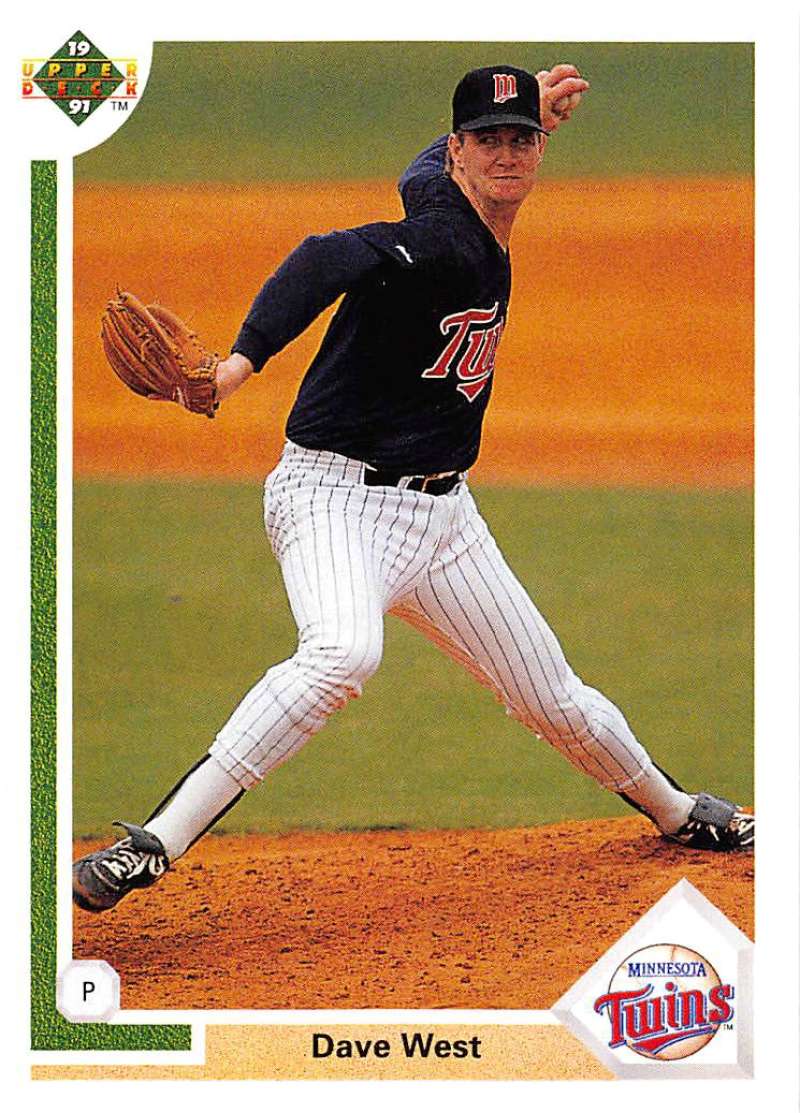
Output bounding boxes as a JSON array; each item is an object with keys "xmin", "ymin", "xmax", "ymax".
[{"xmin": 536, "ymin": 64, "xmax": 589, "ymax": 136}]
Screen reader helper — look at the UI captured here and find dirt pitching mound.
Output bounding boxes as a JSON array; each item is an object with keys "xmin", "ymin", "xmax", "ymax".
[{"xmin": 73, "ymin": 818, "xmax": 753, "ymax": 1010}]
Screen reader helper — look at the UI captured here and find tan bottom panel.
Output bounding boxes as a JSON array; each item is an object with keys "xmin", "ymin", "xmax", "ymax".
[{"xmin": 32, "ymin": 1023, "xmax": 612, "ymax": 1081}]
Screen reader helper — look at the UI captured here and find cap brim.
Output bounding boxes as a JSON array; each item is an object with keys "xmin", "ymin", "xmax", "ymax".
[{"xmin": 457, "ymin": 112, "xmax": 549, "ymax": 135}]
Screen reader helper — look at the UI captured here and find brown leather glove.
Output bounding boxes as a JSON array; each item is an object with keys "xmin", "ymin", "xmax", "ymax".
[{"xmin": 101, "ymin": 290, "xmax": 219, "ymax": 418}]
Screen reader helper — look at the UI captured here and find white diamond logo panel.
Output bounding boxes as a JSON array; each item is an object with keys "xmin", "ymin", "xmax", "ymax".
[{"xmin": 552, "ymin": 879, "xmax": 753, "ymax": 1079}]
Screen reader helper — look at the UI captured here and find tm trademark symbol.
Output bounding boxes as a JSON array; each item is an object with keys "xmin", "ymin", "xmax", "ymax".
[
  {"xmin": 112, "ymin": 101, "xmax": 128, "ymax": 111},
  {"xmin": 723, "ymin": 1023, "xmax": 735, "ymax": 1031}
]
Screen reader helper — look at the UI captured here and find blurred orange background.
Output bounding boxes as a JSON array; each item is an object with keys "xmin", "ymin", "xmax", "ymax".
[{"xmin": 73, "ymin": 176, "xmax": 752, "ymax": 487}]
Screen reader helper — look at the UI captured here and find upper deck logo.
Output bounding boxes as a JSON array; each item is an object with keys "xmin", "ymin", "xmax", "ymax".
[
  {"xmin": 594, "ymin": 943, "xmax": 735, "ymax": 1061},
  {"xmin": 21, "ymin": 30, "xmax": 137, "ymax": 125}
]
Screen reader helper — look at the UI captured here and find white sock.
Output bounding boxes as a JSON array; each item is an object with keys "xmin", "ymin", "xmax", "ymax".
[
  {"xmin": 144, "ymin": 755, "xmax": 243, "ymax": 862},
  {"xmin": 623, "ymin": 764, "xmax": 694, "ymax": 834}
]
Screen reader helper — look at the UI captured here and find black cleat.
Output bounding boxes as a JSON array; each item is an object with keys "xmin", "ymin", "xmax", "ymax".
[
  {"xmin": 72, "ymin": 822, "xmax": 169, "ymax": 912},
  {"xmin": 665, "ymin": 792, "xmax": 755, "ymax": 852}
]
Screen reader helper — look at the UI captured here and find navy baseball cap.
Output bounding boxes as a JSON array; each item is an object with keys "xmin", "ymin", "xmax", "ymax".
[{"xmin": 452, "ymin": 65, "xmax": 547, "ymax": 134}]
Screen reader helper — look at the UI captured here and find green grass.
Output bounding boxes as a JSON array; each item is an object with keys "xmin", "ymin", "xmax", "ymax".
[
  {"xmin": 75, "ymin": 42, "xmax": 753, "ymax": 183},
  {"xmin": 73, "ymin": 479, "xmax": 753, "ymax": 836}
]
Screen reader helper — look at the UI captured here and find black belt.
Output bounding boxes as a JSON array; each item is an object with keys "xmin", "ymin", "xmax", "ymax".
[{"xmin": 363, "ymin": 466, "xmax": 461, "ymax": 495}]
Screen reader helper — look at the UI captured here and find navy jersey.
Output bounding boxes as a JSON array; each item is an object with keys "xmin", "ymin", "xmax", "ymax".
[{"xmin": 233, "ymin": 136, "xmax": 512, "ymax": 474}]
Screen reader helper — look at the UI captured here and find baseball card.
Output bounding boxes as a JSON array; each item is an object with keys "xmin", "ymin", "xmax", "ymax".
[{"xmin": 12, "ymin": 2, "xmax": 799, "ymax": 1103}]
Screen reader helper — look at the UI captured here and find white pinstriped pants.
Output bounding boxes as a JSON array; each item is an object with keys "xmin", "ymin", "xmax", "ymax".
[{"xmin": 210, "ymin": 441, "xmax": 654, "ymax": 794}]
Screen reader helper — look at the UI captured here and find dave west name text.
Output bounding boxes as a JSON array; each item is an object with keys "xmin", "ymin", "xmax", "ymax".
[{"xmin": 312, "ymin": 1031, "xmax": 482, "ymax": 1059}]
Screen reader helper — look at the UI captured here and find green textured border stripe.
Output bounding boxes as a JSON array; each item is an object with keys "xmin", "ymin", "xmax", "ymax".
[{"xmin": 29, "ymin": 159, "xmax": 190, "ymax": 1052}]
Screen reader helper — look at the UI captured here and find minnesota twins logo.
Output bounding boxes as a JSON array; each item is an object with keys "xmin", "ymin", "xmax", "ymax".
[
  {"xmin": 422, "ymin": 303, "xmax": 504, "ymax": 402},
  {"xmin": 594, "ymin": 944, "xmax": 735, "ymax": 1061},
  {"xmin": 493, "ymin": 74, "xmax": 518, "ymax": 103}
]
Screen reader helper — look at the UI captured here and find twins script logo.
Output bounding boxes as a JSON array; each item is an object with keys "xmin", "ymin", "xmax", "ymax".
[
  {"xmin": 422, "ymin": 302, "xmax": 504, "ymax": 402},
  {"xmin": 594, "ymin": 944, "xmax": 735, "ymax": 1061},
  {"xmin": 493, "ymin": 73, "xmax": 518, "ymax": 103}
]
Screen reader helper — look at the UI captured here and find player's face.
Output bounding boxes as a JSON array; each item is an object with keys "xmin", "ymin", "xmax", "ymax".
[{"xmin": 449, "ymin": 125, "xmax": 544, "ymax": 208}]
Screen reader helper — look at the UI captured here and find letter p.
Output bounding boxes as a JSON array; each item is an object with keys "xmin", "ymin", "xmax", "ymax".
[{"xmin": 57, "ymin": 960, "xmax": 120, "ymax": 1023}]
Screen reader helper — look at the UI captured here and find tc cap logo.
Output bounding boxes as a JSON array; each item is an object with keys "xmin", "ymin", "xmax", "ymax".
[{"xmin": 492, "ymin": 74, "xmax": 518, "ymax": 104}]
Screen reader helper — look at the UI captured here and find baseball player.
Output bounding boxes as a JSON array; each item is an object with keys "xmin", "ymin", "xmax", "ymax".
[{"xmin": 74, "ymin": 64, "xmax": 754, "ymax": 913}]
